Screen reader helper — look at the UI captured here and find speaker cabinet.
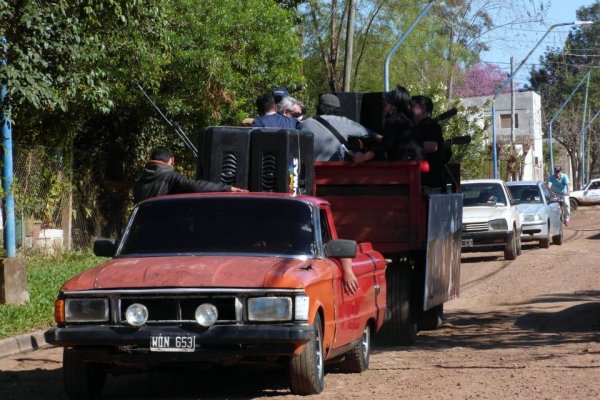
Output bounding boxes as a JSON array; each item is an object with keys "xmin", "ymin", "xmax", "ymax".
[
  {"xmin": 335, "ymin": 92, "xmax": 363, "ymax": 124},
  {"xmin": 197, "ymin": 126, "xmax": 252, "ymax": 189},
  {"xmin": 249, "ymin": 128, "xmax": 314, "ymax": 195},
  {"xmin": 360, "ymin": 92, "xmax": 387, "ymax": 134}
]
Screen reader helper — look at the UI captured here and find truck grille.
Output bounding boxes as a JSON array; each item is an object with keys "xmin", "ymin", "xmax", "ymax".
[
  {"xmin": 119, "ymin": 296, "xmax": 237, "ymax": 324},
  {"xmin": 463, "ymin": 222, "xmax": 489, "ymax": 232}
]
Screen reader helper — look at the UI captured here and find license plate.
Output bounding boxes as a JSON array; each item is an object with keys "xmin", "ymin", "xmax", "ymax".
[
  {"xmin": 150, "ymin": 335, "xmax": 195, "ymax": 352},
  {"xmin": 461, "ymin": 238, "xmax": 473, "ymax": 247}
]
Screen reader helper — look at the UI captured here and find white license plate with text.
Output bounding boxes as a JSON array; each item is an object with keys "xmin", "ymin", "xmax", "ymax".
[
  {"xmin": 461, "ymin": 238, "xmax": 473, "ymax": 247},
  {"xmin": 150, "ymin": 335, "xmax": 195, "ymax": 352}
]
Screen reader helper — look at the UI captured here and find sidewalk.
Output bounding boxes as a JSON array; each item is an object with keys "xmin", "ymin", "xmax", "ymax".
[{"xmin": 0, "ymin": 330, "xmax": 51, "ymax": 359}]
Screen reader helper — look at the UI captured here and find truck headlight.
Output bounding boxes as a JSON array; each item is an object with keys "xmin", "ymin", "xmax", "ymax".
[
  {"xmin": 65, "ymin": 298, "xmax": 109, "ymax": 323},
  {"xmin": 294, "ymin": 295, "xmax": 310, "ymax": 321},
  {"xmin": 489, "ymin": 219, "xmax": 508, "ymax": 230},
  {"xmin": 247, "ymin": 297, "xmax": 292, "ymax": 321},
  {"xmin": 523, "ymin": 214, "xmax": 542, "ymax": 222}
]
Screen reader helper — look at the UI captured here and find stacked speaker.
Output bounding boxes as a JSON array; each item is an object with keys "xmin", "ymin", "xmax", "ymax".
[{"xmin": 198, "ymin": 127, "xmax": 314, "ymax": 195}]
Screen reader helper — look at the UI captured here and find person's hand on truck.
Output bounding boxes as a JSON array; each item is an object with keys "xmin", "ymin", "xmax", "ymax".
[{"xmin": 341, "ymin": 258, "xmax": 359, "ymax": 295}]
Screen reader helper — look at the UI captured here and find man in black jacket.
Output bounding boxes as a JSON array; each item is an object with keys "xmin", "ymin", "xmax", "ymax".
[{"xmin": 133, "ymin": 147, "xmax": 246, "ymax": 203}]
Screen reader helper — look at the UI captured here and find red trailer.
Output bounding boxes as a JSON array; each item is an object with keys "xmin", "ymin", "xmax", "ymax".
[{"xmin": 314, "ymin": 161, "xmax": 462, "ymax": 344}]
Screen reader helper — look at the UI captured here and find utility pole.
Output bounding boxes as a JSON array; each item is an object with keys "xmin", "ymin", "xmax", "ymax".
[
  {"xmin": 343, "ymin": 0, "xmax": 356, "ymax": 92},
  {"xmin": 510, "ymin": 57, "xmax": 516, "ymax": 147}
]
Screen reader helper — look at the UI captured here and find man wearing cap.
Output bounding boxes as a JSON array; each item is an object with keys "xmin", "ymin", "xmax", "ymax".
[
  {"xmin": 548, "ymin": 166, "xmax": 571, "ymax": 226},
  {"xmin": 301, "ymin": 93, "xmax": 374, "ymax": 161},
  {"xmin": 251, "ymin": 92, "xmax": 300, "ymax": 129}
]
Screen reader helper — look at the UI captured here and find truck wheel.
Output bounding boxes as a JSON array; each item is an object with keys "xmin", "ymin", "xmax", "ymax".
[
  {"xmin": 419, "ymin": 304, "xmax": 444, "ymax": 331},
  {"xmin": 539, "ymin": 222, "xmax": 550, "ymax": 248},
  {"xmin": 552, "ymin": 222, "xmax": 564, "ymax": 245},
  {"xmin": 504, "ymin": 232, "xmax": 518, "ymax": 260},
  {"xmin": 516, "ymin": 235, "xmax": 522, "ymax": 255},
  {"xmin": 63, "ymin": 347, "xmax": 106, "ymax": 400},
  {"xmin": 289, "ymin": 313, "xmax": 325, "ymax": 395},
  {"xmin": 339, "ymin": 324, "xmax": 371, "ymax": 373},
  {"xmin": 379, "ymin": 265, "xmax": 417, "ymax": 346}
]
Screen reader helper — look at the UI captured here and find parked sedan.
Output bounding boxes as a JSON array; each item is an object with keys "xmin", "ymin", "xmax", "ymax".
[
  {"xmin": 569, "ymin": 178, "xmax": 600, "ymax": 209},
  {"xmin": 506, "ymin": 181, "xmax": 563, "ymax": 248}
]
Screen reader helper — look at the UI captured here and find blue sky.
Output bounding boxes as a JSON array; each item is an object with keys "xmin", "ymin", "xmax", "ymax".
[{"xmin": 480, "ymin": 0, "xmax": 597, "ymax": 87}]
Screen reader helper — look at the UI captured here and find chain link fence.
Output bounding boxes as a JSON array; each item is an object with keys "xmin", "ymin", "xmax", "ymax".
[{"xmin": 6, "ymin": 145, "xmax": 96, "ymax": 254}]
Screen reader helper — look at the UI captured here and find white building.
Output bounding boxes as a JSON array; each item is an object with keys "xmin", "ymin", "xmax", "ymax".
[{"xmin": 461, "ymin": 91, "xmax": 544, "ymax": 181}]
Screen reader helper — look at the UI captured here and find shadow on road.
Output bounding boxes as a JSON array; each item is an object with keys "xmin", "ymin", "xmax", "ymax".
[{"xmin": 373, "ymin": 290, "xmax": 600, "ymax": 354}]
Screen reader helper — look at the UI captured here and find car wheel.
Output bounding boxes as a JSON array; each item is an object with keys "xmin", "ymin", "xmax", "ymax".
[
  {"xmin": 339, "ymin": 324, "xmax": 371, "ymax": 373},
  {"xmin": 539, "ymin": 222, "xmax": 550, "ymax": 249},
  {"xmin": 378, "ymin": 264, "xmax": 417, "ymax": 346},
  {"xmin": 63, "ymin": 347, "xmax": 106, "ymax": 400},
  {"xmin": 516, "ymin": 234, "xmax": 523, "ymax": 255},
  {"xmin": 504, "ymin": 231, "xmax": 518, "ymax": 260},
  {"xmin": 569, "ymin": 198, "xmax": 578, "ymax": 210},
  {"xmin": 418, "ymin": 304, "xmax": 444, "ymax": 331},
  {"xmin": 552, "ymin": 221, "xmax": 564, "ymax": 245},
  {"xmin": 289, "ymin": 313, "xmax": 325, "ymax": 395}
]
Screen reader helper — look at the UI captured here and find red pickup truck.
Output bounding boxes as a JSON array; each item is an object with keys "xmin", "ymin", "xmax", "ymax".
[{"xmin": 45, "ymin": 193, "xmax": 387, "ymax": 397}]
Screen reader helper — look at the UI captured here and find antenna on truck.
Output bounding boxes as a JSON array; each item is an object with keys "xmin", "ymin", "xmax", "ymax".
[{"xmin": 133, "ymin": 81, "xmax": 199, "ymax": 158}]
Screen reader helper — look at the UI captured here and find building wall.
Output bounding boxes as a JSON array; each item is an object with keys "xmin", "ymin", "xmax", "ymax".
[{"xmin": 461, "ymin": 91, "xmax": 544, "ymax": 181}]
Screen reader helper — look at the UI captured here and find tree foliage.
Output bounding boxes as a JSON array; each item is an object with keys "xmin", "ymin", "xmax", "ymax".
[{"xmin": 527, "ymin": 3, "xmax": 600, "ymax": 187}]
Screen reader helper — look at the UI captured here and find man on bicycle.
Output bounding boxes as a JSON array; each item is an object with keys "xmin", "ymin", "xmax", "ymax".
[{"xmin": 548, "ymin": 166, "xmax": 570, "ymax": 226}]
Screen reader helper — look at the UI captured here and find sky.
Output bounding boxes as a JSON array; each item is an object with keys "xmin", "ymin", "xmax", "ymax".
[{"xmin": 479, "ymin": 0, "xmax": 598, "ymax": 88}]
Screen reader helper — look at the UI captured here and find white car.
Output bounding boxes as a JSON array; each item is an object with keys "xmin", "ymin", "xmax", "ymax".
[
  {"xmin": 569, "ymin": 178, "xmax": 600, "ymax": 209},
  {"xmin": 461, "ymin": 179, "xmax": 522, "ymax": 260},
  {"xmin": 506, "ymin": 180, "xmax": 563, "ymax": 248}
]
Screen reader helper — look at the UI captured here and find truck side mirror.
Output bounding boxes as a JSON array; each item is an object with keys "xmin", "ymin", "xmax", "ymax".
[
  {"xmin": 93, "ymin": 239, "xmax": 116, "ymax": 257},
  {"xmin": 325, "ymin": 239, "xmax": 357, "ymax": 258}
]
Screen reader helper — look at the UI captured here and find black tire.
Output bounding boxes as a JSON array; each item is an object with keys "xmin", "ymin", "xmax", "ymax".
[
  {"xmin": 419, "ymin": 304, "xmax": 444, "ymax": 331},
  {"xmin": 552, "ymin": 222, "xmax": 564, "ymax": 245},
  {"xmin": 570, "ymin": 198, "xmax": 578, "ymax": 210},
  {"xmin": 289, "ymin": 313, "xmax": 325, "ymax": 395},
  {"xmin": 339, "ymin": 324, "xmax": 371, "ymax": 373},
  {"xmin": 378, "ymin": 264, "xmax": 417, "ymax": 346},
  {"xmin": 516, "ymin": 234, "xmax": 523, "ymax": 255},
  {"xmin": 504, "ymin": 231, "xmax": 518, "ymax": 260},
  {"xmin": 63, "ymin": 348, "xmax": 106, "ymax": 400},
  {"xmin": 539, "ymin": 222, "xmax": 550, "ymax": 249}
]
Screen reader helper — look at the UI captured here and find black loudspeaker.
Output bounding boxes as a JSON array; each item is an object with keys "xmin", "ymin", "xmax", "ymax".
[
  {"xmin": 197, "ymin": 126, "xmax": 252, "ymax": 189},
  {"xmin": 360, "ymin": 92, "xmax": 387, "ymax": 134},
  {"xmin": 249, "ymin": 128, "xmax": 314, "ymax": 195},
  {"xmin": 335, "ymin": 92, "xmax": 363, "ymax": 124}
]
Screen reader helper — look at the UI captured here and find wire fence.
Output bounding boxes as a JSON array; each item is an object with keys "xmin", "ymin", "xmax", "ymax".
[{"xmin": 5, "ymin": 145, "xmax": 96, "ymax": 254}]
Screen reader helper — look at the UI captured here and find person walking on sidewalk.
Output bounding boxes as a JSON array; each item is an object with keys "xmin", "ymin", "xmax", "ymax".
[{"xmin": 548, "ymin": 166, "xmax": 571, "ymax": 226}]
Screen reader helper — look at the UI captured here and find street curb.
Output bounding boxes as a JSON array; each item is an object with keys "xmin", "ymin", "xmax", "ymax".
[{"xmin": 0, "ymin": 330, "xmax": 53, "ymax": 359}]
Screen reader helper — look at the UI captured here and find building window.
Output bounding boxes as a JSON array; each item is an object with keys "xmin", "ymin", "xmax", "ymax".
[{"xmin": 500, "ymin": 113, "xmax": 519, "ymax": 129}]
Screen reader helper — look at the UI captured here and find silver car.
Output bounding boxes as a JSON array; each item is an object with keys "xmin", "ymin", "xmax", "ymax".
[{"xmin": 506, "ymin": 181, "xmax": 563, "ymax": 248}]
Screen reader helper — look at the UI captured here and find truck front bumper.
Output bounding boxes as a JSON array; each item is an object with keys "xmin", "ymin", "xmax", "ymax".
[{"xmin": 45, "ymin": 324, "xmax": 314, "ymax": 363}]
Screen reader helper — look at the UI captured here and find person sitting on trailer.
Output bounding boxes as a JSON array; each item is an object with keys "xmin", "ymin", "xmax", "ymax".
[
  {"xmin": 252, "ymin": 93, "xmax": 301, "ymax": 129},
  {"xmin": 412, "ymin": 95, "xmax": 445, "ymax": 193},
  {"xmin": 133, "ymin": 147, "xmax": 246, "ymax": 203},
  {"xmin": 302, "ymin": 93, "xmax": 375, "ymax": 162}
]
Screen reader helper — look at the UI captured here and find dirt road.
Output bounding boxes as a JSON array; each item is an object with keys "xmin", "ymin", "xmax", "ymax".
[{"xmin": 1, "ymin": 209, "xmax": 599, "ymax": 400}]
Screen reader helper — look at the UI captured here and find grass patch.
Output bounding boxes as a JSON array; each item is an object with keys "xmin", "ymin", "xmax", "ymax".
[{"xmin": 0, "ymin": 252, "xmax": 105, "ymax": 339}]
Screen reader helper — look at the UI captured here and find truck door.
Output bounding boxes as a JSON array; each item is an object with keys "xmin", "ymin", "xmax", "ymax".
[{"xmin": 586, "ymin": 181, "xmax": 600, "ymax": 203}]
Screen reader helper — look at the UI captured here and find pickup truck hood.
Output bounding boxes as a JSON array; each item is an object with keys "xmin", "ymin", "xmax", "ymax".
[
  {"xmin": 61, "ymin": 256, "xmax": 326, "ymax": 291},
  {"xmin": 462, "ymin": 206, "xmax": 507, "ymax": 222}
]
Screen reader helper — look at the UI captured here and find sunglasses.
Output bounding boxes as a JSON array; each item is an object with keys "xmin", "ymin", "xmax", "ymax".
[{"xmin": 290, "ymin": 111, "xmax": 303, "ymax": 118}]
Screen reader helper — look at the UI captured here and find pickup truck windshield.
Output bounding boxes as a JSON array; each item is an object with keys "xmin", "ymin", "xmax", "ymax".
[{"xmin": 119, "ymin": 197, "xmax": 315, "ymax": 256}]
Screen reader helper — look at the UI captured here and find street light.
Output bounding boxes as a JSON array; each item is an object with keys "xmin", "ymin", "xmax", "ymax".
[{"xmin": 490, "ymin": 20, "xmax": 594, "ymax": 179}]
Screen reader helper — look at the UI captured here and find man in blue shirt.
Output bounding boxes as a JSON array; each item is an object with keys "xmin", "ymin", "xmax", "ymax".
[
  {"xmin": 548, "ymin": 166, "xmax": 570, "ymax": 226},
  {"xmin": 252, "ymin": 94, "xmax": 300, "ymax": 129}
]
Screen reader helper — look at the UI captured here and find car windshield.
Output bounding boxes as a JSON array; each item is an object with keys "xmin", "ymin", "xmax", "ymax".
[
  {"xmin": 462, "ymin": 183, "xmax": 507, "ymax": 207},
  {"xmin": 508, "ymin": 185, "xmax": 542, "ymax": 204},
  {"xmin": 119, "ymin": 197, "xmax": 315, "ymax": 257}
]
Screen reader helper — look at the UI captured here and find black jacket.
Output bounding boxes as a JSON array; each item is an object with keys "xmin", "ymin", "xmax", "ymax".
[{"xmin": 133, "ymin": 162, "xmax": 230, "ymax": 203}]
